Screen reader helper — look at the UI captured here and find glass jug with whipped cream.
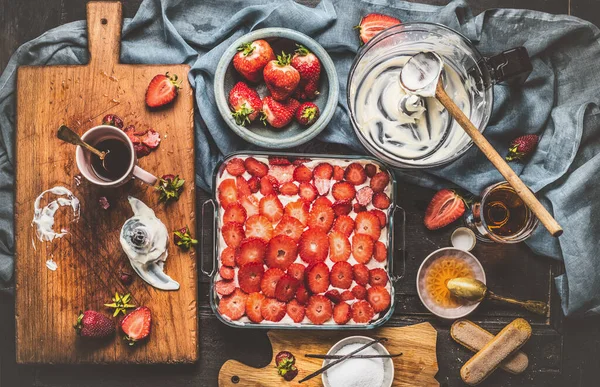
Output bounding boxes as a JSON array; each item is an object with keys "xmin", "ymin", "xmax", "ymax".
[{"xmin": 348, "ymin": 23, "xmax": 532, "ymax": 169}]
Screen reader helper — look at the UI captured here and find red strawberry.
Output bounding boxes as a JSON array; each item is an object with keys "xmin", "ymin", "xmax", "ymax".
[
  {"xmin": 424, "ymin": 189, "xmax": 466, "ymax": 230},
  {"xmin": 333, "ymin": 165, "xmax": 344, "ymax": 180},
  {"xmin": 260, "ymin": 175, "xmax": 279, "ymax": 196},
  {"xmin": 506, "ymin": 134, "xmax": 539, "ymax": 161},
  {"xmin": 124, "ymin": 125, "xmax": 141, "ymax": 145},
  {"xmin": 314, "ymin": 178, "xmax": 331, "ymax": 196},
  {"xmin": 286, "ymin": 299, "xmax": 306, "ymax": 323},
  {"xmin": 269, "ymin": 156, "xmax": 291, "ymax": 166},
  {"xmin": 333, "ymin": 215, "xmax": 355, "ymax": 237},
  {"xmin": 344, "ymin": 163, "xmax": 367, "ymax": 185},
  {"xmin": 261, "ymin": 297, "xmax": 286, "ymax": 322},
  {"xmin": 285, "ymin": 200, "xmax": 310, "ymax": 226},
  {"xmin": 259, "ymin": 194, "xmax": 284, "ymax": 223},
  {"xmin": 222, "ymin": 222, "xmax": 245, "ymax": 248},
  {"xmin": 245, "ymin": 292, "xmax": 265, "ymax": 323},
  {"xmin": 215, "ymin": 279, "xmax": 236, "ymax": 296},
  {"xmin": 370, "ymin": 171, "xmax": 390, "ymax": 193},
  {"xmin": 145, "ymin": 73, "xmax": 181, "ymax": 108},
  {"xmin": 295, "ymin": 102, "xmax": 320, "ymax": 126},
  {"xmin": 247, "ymin": 176, "xmax": 260, "ymax": 193},
  {"xmin": 219, "ymin": 266, "xmax": 235, "ymax": 281},
  {"xmin": 370, "ymin": 209, "xmax": 387, "ymax": 229},
  {"xmin": 373, "ymin": 241, "xmax": 387, "ymax": 262},
  {"xmin": 102, "ymin": 114, "xmax": 124, "ymax": 129},
  {"xmin": 306, "ymin": 295, "xmax": 333, "ymax": 325},
  {"xmin": 341, "ymin": 290, "xmax": 354, "ymax": 301},
  {"xmin": 356, "ymin": 186, "xmax": 374, "ymax": 206},
  {"xmin": 274, "ymin": 215, "xmax": 304, "ymax": 241},
  {"xmin": 299, "ymin": 229, "xmax": 329, "ymax": 264},
  {"xmin": 269, "ymin": 165, "xmax": 295, "ymax": 184},
  {"xmin": 275, "ymin": 275, "xmax": 300, "ymax": 302},
  {"xmin": 223, "ymin": 203, "xmax": 247, "ymax": 224},
  {"xmin": 367, "ymin": 286, "xmax": 391, "ymax": 313},
  {"xmin": 74, "ymin": 310, "xmax": 115, "ymax": 339},
  {"xmin": 221, "ymin": 246, "xmax": 236, "ymax": 267},
  {"xmin": 299, "ymin": 182, "xmax": 318, "ymax": 202},
  {"xmin": 293, "ymin": 164, "xmax": 313, "ymax": 182},
  {"xmin": 352, "ymin": 264, "xmax": 370, "ymax": 286},
  {"xmin": 369, "ymin": 268, "xmax": 389, "ymax": 286},
  {"xmin": 239, "ymin": 196, "xmax": 259, "ymax": 217},
  {"xmin": 261, "ymin": 268, "xmax": 285, "ymax": 298},
  {"xmin": 229, "ymin": 81, "xmax": 262, "ymax": 125},
  {"xmin": 353, "ymin": 203, "xmax": 367, "ymax": 213},
  {"xmin": 261, "ymin": 96, "xmax": 300, "ymax": 129},
  {"xmin": 296, "ymin": 285, "xmax": 310, "ymax": 305},
  {"xmin": 307, "ymin": 204, "xmax": 335, "ymax": 232},
  {"xmin": 372, "ymin": 192, "xmax": 391, "ymax": 209},
  {"xmin": 244, "ymin": 157, "xmax": 269, "ymax": 177},
  {"xmin": 236, "ymin": 176, "xmax": 252, "ymax": 197},
  {"xmin": 314, "ymin": 163, "xmax": 333, "ymax": 179},
  {"xmin": 238, "ymin": 262, "xmax": 264, "ymax": 293},
  {"xmin": 313, "ymin": 196, "xmax": 332, "ymax": 208},
  {"xmin": 219, "ymin": 288, "xmax": 248, "ymax": 321},
  {"xmin": 352, "ymin": 300, "xmax": 375, "ymax": 323},
  {"xmin": 306, "ymin": 262, "xmax": 330, "ymax": 294},
  {"xmin": 236, "ymin": 237, "xmax": 267, "ymax": 266},
  {"xmin": 292, "ymin": 157, "xmax": 312, "ymax": 166},
  {"xmin": 325, "ymin": 289, "xmax": 342, "ymax": 303},
  {"xmin": 263, "ymin": 52, "xmax": 301, "ymax": 101},
  {"xmin": 355, "ymin": 211, "xmax": 381, "ymax": 241},
  {"xmin": 245, "ymin": 214, "xmax": 274, "ymax": 242},
  {"xmin": 291, "ymin": 45, "xmax": 321, "ymax": 100},
  {"xmin": 332, "ymin": 181, "xmax": 356, "ymax": 201},
  {"xmin": 266, "ymin": 235, "xmax": 298, "ymax": 270},
  {"xmin": 333, "ymin": 302, "xmax": 352, "ymax": 325},
  {"xmin": 133, "ymin": 143, "xmax": 151, "ymax": 158},
  {"xmin": 233, "ymin": 39, "xmax": 275, "ymax": 82},
  {"xmin": 218, "ymin": 179, "xmax": 238, "ymax": 208},
  {"xmin": 329, "ymin": 231, "xmax": 351, "ymax": 262},
  {"xmin": 357, "ymin": 13, "xmax": 401, "ymax": 44},
  {"xmin": 330, "ymin": 261, "xmax": 353, "ymax": 289},
  {"xmin": 120, "ymin": 306, "xmax": 152, "ymax": 346},
  {"xmin": 332, "ymin": 200, "xmax": 352, "ymax": 216},
  {"xmin": 280, "ymin": 182, "xmax": 300, "ymax": 196},
  {"xmin": 287, "ymin": 263, "xmax": 306, "ymax": 282},
  {"xmin": 352, "ymin": 284, "xmax": 367, "ymax": 300},
  {"xmin": 365, "ymin": 163, "xmax": 377, "ymax": 178},
  {"xmin": 225, "ymin": 158, "xmax": 246, "ymax": 176},
  {"xmin": 352, "ymin": 234, "xmax": 374, "ymax": 264}
]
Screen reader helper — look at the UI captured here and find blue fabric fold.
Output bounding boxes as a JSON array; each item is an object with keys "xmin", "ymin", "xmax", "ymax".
[{"xmin": 1, "ymin": 0, "xmax": 599, "ymax": 317}]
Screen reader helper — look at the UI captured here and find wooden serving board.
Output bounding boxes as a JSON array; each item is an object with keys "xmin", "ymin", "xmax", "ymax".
[
  {"xmin": 219, "ymin": 323, "xmax": 439, "ymax": 386},
  {"xmin": 14, "ymin": 1, "xmax": 197, "ymax": 364}
]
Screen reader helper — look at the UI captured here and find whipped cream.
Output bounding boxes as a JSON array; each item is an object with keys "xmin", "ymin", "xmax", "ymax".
[{"xmin": 32, "ymin": 186, "xmax": 80, "ymax": 242}]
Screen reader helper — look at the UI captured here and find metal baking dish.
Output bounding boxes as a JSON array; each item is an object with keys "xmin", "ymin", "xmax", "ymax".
[{"xmin": 201, "ymin": 151, "xmax": 405, "ymax": 329}]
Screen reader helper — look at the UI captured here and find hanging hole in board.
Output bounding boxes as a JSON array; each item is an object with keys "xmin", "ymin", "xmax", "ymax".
[
  {"xmin": 231, "ymin": 375, "xmax": 240, "ymax": 384},
  {"xmin": 101, "ymin": 18, "xmax": 108, "ymax": 25}
]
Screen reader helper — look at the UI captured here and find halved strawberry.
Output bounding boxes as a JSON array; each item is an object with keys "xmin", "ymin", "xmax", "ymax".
[
  {"xmin": 269, "ymin": 157, "xmax": 291, "ymax": 166},
  {"xmin": 333, "ymin": 302, "xmax": 352, "ymax": 325},
  {"xmin": 354, "ymin": 211, "xmax": 381, "ymax": 241},
  {"xmin": 268, "ymin": 165, "xmax": 295, "ymax": 184},
  {"xmin": 261, "ymin": 297, "xmax": 286, "ymax": 322},
  {"xmin": 370, "ymin": 171, "xmax": 390, "ymax": 193},
  {"xmin": 280, "ymin": 182, "xmax": 299, "ymax": 196},
  {"xmin": 299, "ymin": 182, "xmax": 318, "ymax": 202},
  {"xmin": 344, "ymin": 163, "xmax": 367, "ymax": 185},
  {"xmin": 215, "ymin": 279, "xmax": 236, "ymax": 296},
  {"xmin": 424, "ymin": 189, "xmax": 466, "ymax": 230},
  {"xmin": 341, "ymin": 290, "xmax": 354, "ymax": 301},
  {"xmin": 298, "ymin": 229, "xmax": 329, "ymax": 264},
  {"xmin": 369, "ymin": 209, "xmax": 387, "ymax": 229},
  {"xmin": 222, "ymin": 222, "xmax": 245, "ymax": 248},
  {"xmin": 329, "ymin": 231, "xmax": 351, "ymax": 262},
  {"xmin": 333, "ymin": 165, "xmax": 344, "ymax": 180},
  {"xmin": 313, "ymin": 196, "xmax": 332, "ymax": 208},
  {"xmin": 314, "ymin": 178, "xmax": 331, "ymax": 196},
  {"xmin": 121, "ymin": 306, "xmax": 152, "ymax": 345},
  {"xmin": 332, "ymin": 200, "xmax": 352, "ymax": 216},
  {"xmin": 223, "ymin": 203, "xmax": 247, "ymax": 224},
  {"xmin": 286, "ymin": 299, "xmax": 306, "ymax": 323},
  {"xmin": 305, "ymin": 295, "xmax": 333, "ymax": 325},
  {"xmin": 330, "ymin": 261, "xmax": 353, "ymax": 289},
  {"xmin": 225, "ymin": 158, "xmax": 246, "ymax": 176},
  {"xmin": 145, "ymin": 73, "xmax": 181, "ymax": 108},
  {"xmin": 307, "ymin": 204, "xmax": 335, "ymax": 232},
  {"xmin": 333, "ymin": 215, "xmax": 355, "ymax": 238},
  {"xmin": 365, "ymin": 163, "xmax": 377, "ymax": 178},
  {"xmin": 352, "ymin": 234, "xmax": 374, "ymax": 264},
  {"xmin": 238, "ymin": 262, "xmax": 264, "ymax": 293},
  {"xmin": 372, "ymin": 192, "xmax": 391, "ymax": 209},
  {"xmin": 235, "ymin": 237, "xmax": 267, "ymax": 266},
  {"xmin": 367, "ymin": 286, "xmax": 391, "ymax": 313},
  {"xmin": 306, "ymin": 262, "xmax": 330, "ymax": 294},
  {"xmin": 219, "ymin": 265, "xmax": 235, "ymax": 280},
  {"xmin": 356, "ymin": 186, "xmax": 374, "ymax": 206},
  {"xmin": 296, "ymin": 285, "xmax": 310, "ymax": 305},
  {"xmin": 369, "ymin": 268, "xmax": 389, "ymax": 286},
  {"xmin": 245, "ymin": 215, "xmax": 273, "ymax": 242},
  {"xmin": 293, "ymin": 165, "xmax": 313, "ymax": 182},
  {"xmin": 351, "ymin": 299, "xmax": 375, "ymax": 323},
  {"xmin": 352, "ymin": 284, "xmax": 367, "ymax": 300},
  {"xmin": 373, "ymin": 241, "xmax": 387, "ymax": 262},
  {"xmin": 221, "ymin": 246, "xmax": 236, "ymax": 267},
  {"xmin": 265, "ymin": 235, "xmax": 298, "ymax": 270},
  {"xmin": 239, "ymin": 195, "xmax": 259, "ymax": 217},
  {"xmin": 332, "ymin": 182, "xmax": 356, "ymax": 201},
  {"xmin": 275, "ymin": 275, "xmax": 300, "ymax": 302},
  {"xmin": 218, "ymin": 179, "xmax": 238, "ymax": 208},
  {"xmin": 259, "ymin": 194, "xmax": 284, "ymax": 223},
  {"xmin": 245, "ymin": 292, "xmax": 265, "ymax": 323},
  {"xmin": 285, "ymin": 200, "xmax": 310, "ymax": 226},
  {"xmin": 274, "ymin": 215, "xmax": 304, "ymax": 241},
  {"xmin": 260, "ymin": 175, "xmax": 279, "ymax": 196},
  {"xmin": 261, "ymin": 268, "xmax": 285, "ymax": 298},
  {"xmin": 357, "ymin": 13, "xmax": 401, "ymax": 44},
  {"xmin": 247, "ymin": 176, "xmax": 260, "ymax": 193},
  {"xmin": 244, "ymin": 157, "xmax": 268, "ymax": 177},
  {"xmin": 352, "ymin": 264, "xmax": 370, "ymax": 286},
  {"xmin": 219, "ymin": 288, "xmax": 248, "ymax": 321},
  {"xmin": 287, "ymin": 263, "xmax": 306, "ymax": 282},
  {"xmin": 353, "ymin": 203, "xmax": 367, "ymax": 213},
  {"xmin": 314, "ymin": 163, "xmax": 333, "ymax": 179}
]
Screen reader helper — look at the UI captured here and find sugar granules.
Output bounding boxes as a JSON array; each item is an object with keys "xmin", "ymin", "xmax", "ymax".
[{"xmin": 324, "ymin": 343, "xmax": 385, "ymax": 387}]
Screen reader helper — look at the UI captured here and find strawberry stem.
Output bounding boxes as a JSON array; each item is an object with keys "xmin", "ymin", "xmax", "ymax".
[
  {"xmin": 294, "ymin": 44, "xmax": 310, "ymax": 56},
  {"xmin": 276, "ymin": 52, "xmax": 292, "ymax": 66},
  {"xmin": 237, "ymin": 42, "xmax": 255, "ymax": 57},
  {"xmin": 231, "ymin": 106, "xmax": 255, "ymax": 126}
]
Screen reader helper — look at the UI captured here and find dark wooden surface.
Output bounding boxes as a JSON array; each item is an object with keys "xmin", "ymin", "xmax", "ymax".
[{"xmin": 1, "ymin": 0, "xmax": 600, "ymax": 386}]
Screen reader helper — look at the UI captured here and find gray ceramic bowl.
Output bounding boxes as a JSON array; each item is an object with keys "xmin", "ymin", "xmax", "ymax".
[{"xmin": 214, "ymin": 28, "xmax": 339, "ymax": 148}]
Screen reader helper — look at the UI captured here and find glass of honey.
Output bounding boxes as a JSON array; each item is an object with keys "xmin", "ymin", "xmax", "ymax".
[{"xmin": 464, "ymin": 181, "xmax": 539, "ymax": 243}]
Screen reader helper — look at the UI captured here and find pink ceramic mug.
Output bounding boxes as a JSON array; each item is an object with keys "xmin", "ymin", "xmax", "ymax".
[{"xmin": 75, "ymin": 125, "xmax": 157, "ymax": 187}]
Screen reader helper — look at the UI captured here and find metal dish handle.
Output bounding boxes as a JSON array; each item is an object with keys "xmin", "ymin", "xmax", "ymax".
[
  {"xmin": 390, "ymin": 205, "xmax": 406, "ymax": 283},
  {"xmin": 200, "ymin": 198, "xmax": 217, "ymax": 277}
]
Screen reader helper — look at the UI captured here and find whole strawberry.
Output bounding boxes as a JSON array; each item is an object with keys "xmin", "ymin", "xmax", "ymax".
[
  {"xmin": 506, "ymin": 134, "xmax": 539, "ymax": 161},
  {"xmin": 261, "ymin": 96, "xmax": 300, "ymax": 129},
  {"xmin": 74, "ymin": 310, "xmax": 115, "ymax": 339},
  {"xmin": 295, "ymin": 102, "xmax": 320, "ymax": 126},
  {"xmin": 291, "ymin": 45, "xmax": 321, "ymax": 100},
  {"xmin": 263, "ymin": 52, "xmax": 301, "ymax": 101},
  {"xmin": 228, "ymin": 81, "xmax": 262, "ymax": 126},
  {"xmin": 233, "ymin": 40, "xmax": 275, "ymax": 83}
]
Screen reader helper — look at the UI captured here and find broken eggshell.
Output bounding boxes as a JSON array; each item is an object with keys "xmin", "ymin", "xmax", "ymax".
[{"xmin": 120, "ymin": 196, "xmax": 179, "ymax": 291}]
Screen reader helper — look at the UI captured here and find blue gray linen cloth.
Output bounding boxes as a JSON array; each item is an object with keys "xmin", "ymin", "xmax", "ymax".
[{"xmin": 1, "ymin": 0, "xmax": 599, "ymax": 317}]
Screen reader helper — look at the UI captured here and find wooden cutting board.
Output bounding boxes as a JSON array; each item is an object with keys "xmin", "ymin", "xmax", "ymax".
[
  {"xmin": 219, "ymin": 323, "xmax": 439, "ymax": 386},
  {"xmin": 14, "ymin": 1, "xmax": 197, "ymax": 364}
]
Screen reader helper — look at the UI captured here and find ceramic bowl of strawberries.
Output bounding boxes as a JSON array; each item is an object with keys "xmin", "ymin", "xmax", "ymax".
[{"xmin": 214, "ymin": 28, "xmax": 339, "ymax": 148}]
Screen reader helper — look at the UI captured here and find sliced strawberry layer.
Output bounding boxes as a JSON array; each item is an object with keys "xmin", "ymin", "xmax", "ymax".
[
  {"xmin": 244, "ymin": 157, "xmax": 268, "ymax": 177},
  {"xmin": 235, "ymin": 237, "xmax": 267, "ymax": 266},
  {"xmin": 369, "ymin": 268, "xmax": 389, "ymax": 286},
  {"xmin": 274, "ymin": 215, "xmax": 304, "ymax": 241},
  {"xmin": 215, "ymin": 279, "xmax": 236, "ymax": 296},
  {"xmin": 220, "ymin": 246, "xmax": 236, "ymax": 267},
  {"xmin": 373, "ymin": 241, "xmax": 387, "ymax": 262},
  {"xmin": 298, "ymin": 229, "xmax": 329, "ymax": 264},
  {"xmin": 352, "ymin": 284, "xmax": 367, "ymax": 300},
  {"xmin": 218, "ymin": 179, "xmax": 238, "ymax": 208},
  {"xmin": 222, "ymin": 222, "xmax": 245, "ymax": 248},
  {"xmin": 370, "ymin": 171, "xmax": 390, "ymax": 193},
  {"xmin": 329, "ymin": 231, "xmax": 351, "ymax": 262},
  {"xmin": 259, "ymin": 194, "xmax": 284, "ymax": 223},
  {"xmin": 219, "ymin": 288, "xmax": 248, "ymax": 321},
  {"xmin": 351, "ymin": 299, "xmax": 375, "ymax": 323},
  {"xmin": 225, "ymin": 158, "xmax": 246, "ymax": 176},
  {"xmin": 325, "ymin": 289, "xmax": 342, "ymax": 304},
  {"xmin": 245, "ymin": 214, "xmax": 273, "ymax": 242},
  {"xmin": 285, "ymin": 200, "xmax": 310, "ymax": 226},
  {"xmin": 354, "ymin": 211, "xmax": 381, "ymax": 241},
  {"xmin": 306, "ymin": 295, "xmax": 333, "ymax": 325},
  {"xmin": 332, "ymin": 182, "xmax": 356, "ymax": 201},
  {"xmin": 268, "ymin": 165, "xmax": 294, "ymax": 184},
  {"xmin": 330, "ymin": 261, "xmax": 353, "ymax": 289},
  {"xmin": 286, "ymin": 299, "xmax": 306, "ymax": 323},
  {"xmin": 306, "ymin": 262, "xmax": 330, "ymax": 294},
  {"xmin": 265, "ymin": 235, "xmax": 298, "ymax": 270},
  {"xmin": 275, "ymin": 275, "xmax": 300, "ymax": 302},
  {"xmin": 293, "ymin": 164, "xmax": 313, "ymax": 182},
  {"xmin": 367, "ymin": 286, "xmax": 391, "ymax": 313},
  {"xmin": 245, "ymin": 292, "xmax": 265, "ymax": 323},
  {"xmin": 287, "ymin": 263, "xmax": 306, "ymax": 282},
  {"xmin": 219, "ymin": 266, "xmax": 235, "ymax": 280},
  {"xmin": 261, "ymin": 297, "xmax": 286, "ymax": 322},
  {"xmin": 332, "ymin": 200, "xmax": 352, "ymax": 217},
  {"xmin": 313, "ymin": 196, "xmax": 332, "ymax": 208},
  {"xmin": 223, "ymin": 203, "xmax": 247, "ymax": 224},
  {"xmin": 261, "ymin": 268, "xmax": 285, "ymax": 298},
  {"xmin": 333, "ymin": 302, "xmax": 351, "ymax": 325},
  {"xmin": 372, "ymin": 192, "xmax": 391, "ymax": 209},
  {"xmin": 307, "ymin": 204, "xmax": 335, "ymax": 232},
  {"xmin": 299, "ymin": 182, "xmax": 318, "ymax": 202},
  {"xmin": 352, "ymin": 264, "xmax": 370, "ymax": 286},
  {"xmin": 238, "ymin": 262, "xmax": 264, "ymax": 293},
  {"xmin": 352, "ymin": 234, "xmax": 374, "ymax": 264},
  {"xmin": 280, "ymin": 182, "xmax": 299, "ymax": 196}
]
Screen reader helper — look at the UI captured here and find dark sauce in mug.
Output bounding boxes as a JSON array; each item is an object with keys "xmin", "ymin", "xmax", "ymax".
[{"xmin": 91, "ymin": 139, "xmax": 131, "ymax": 181}]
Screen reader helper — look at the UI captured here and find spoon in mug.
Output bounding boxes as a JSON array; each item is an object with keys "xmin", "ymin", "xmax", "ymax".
[{"xmin": 57, "ymin": 125, "xmax": 109, "ymax": 164}]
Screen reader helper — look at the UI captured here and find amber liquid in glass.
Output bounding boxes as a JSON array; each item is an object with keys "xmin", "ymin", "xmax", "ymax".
[{"xmin": 483, "ymin": 186, "xmax": 529, "ymax": 237}]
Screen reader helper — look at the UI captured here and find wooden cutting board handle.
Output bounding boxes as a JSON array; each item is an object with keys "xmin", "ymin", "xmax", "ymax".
[{"xmin": 87, "ymin": 1, "xmax": 123, "ymax": 66}]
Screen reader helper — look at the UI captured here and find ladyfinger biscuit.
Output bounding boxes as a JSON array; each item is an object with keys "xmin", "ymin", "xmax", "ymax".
[
  {"xmin": 460, "ymin": 318, "xmax": 532, "ymax": 386},
  {"xmin": 451, "ymin": 319, "xmax": 529, "ymax": 374}
]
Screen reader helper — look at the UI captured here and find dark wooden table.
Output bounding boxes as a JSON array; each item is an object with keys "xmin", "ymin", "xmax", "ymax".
[{"xmin": 1, "ymin": 1, "xmax": 600, "ymax": 386}]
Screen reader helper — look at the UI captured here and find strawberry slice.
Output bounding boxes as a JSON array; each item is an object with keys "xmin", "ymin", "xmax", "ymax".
[
  {"xmin": 235, "ymin": 237, "xmax": 267, "ymax": 266},
  {"xmin": 275, "ymin": 275, "xmax": 300, "ymax": 302},
  {"xmin": 218, "ymin": 179, "xmax": 238, "ymax": 208},
  {"xmin": 424, "ymin": 189, "xmax": 466, "ymax": 230},
  {"xmin": 245, "ymin": 214, "xmax": 273, "ymax": 242},
  {"xmin": 353, "ymin": 203, "xmax": 367, "ymax": 213},
  {"xmin": 352, "ymin": 264, "xmax": 370, "ymax": 286},
  {"xmin": 280, "ymin": 182, "xmax": 300, "ymax": 196},
  {"xmin": 244, "ymin": 157, "xmax": 269, "ymax": 177},
  {"xmin": 121, "ymin": 306, "xmax": 152, "ymax": 345},
  {"xmin": 352, "ymin": 234, "xmax": 374, "ymax": 264},
  {"xmin": 373, "ymin": 241, "xmax": 387, "ymax": 262},
  {"xmin": 286, "ymin": 299, "xmax": 306, "ymax": 323},
  {"xmin": 306, "ymin": 262, "xmax": 330, "ymax": 294},
  {"xmin": 369, "ymin": 268, "xmax": 389, "ymax": 286},
  {"xmin": 332, "ymin": 200, "xmax": 352, "ymax": 216},
  {"xmin": 236, "ymin": 176, "xmax": 252, "ymax": 197},
  {"xmin": 333, "ymin": 302, "xmax": 351, "ymax": 325},
  {"xmin": 287, "ymin": 263, "xmax": 306, "ymax": 282},
  {"xmin": 325, "ymin": 289, "xmax": 342, "ymax": 304},
  {"xmin": 313, "ymin": 196, "xmax": 332, "ymax": 208},
  {"xmin": 299, "ymin": 182, "xmax": 318, "ymax": 202},
  {"xmin": 330, "ymin": 261, "xmax": 353, "ymax": 289},
  {"xmin": 370, "ymin": 171, "xmax": 390, "ymax": 193},
  {"xmin": 222, "ymin": 222, "xmax": 245, "ymax": 248},
  {"xmin": 307, "ymin": 204, "xmax": 335, "ymax": 232},
  {"xmin": 351, "ymin": 300, "xmax": 375, "ymax": 323},
  {"xmin": 369, "ymin": 209, "xmax": 387, "ymax": 229},
  {"xmin": 341, "ymin": 290, "xmax": 354, "ymax": 301},
  {"xmin": 329, "ymin": 231, "xmax": 351, "ymax": 262},
  {"xmin": 215, "ymin": 279, "xmax": 236, "ymax": 296},
  {"xmin": 285, "ymin": 200, "xmax": 310, "ymax": 226},
  {"xmin": 356, "ymin": 186, "xmax": 374, "ymax": 206},
  {"xmin": 260, "ymin": 175, "xmax": 279, "ymax": 196},
  {"xmin": 314, "ymin": 178, "xmax": 331, "ymax": 196},
  {"xmin": 225, "ymin": 158, "xmax": 246, "ymax": 176},
  {"xmin": 333, "ymin": 165, "xmax": 344, "ymax": 180},
  {"xmin": 274, "ymin": 215, "xmax": 304, "ymax": 241},
  {"xmin": 372, "ymin": 192, "xmax": 391, "ymax": 209},
  {"xmin": 221, "ymin": 247, "xmax": 236, "ymax": 267},
  {"xmin": 219, "ymin": 266, "xmax": 235, "ymax": 281},
  {"xmin": 354, "ymin": 211, "xmax": 381, "ymax": 241},
  {"xmin": 269, "ymin": 165, "xmax": 295, "ymax": 184},
  {"xmin": 314, "ymin": 163, "xmax": 333, "ymax": 179},
  {"xmin": 145, "ymin": 73, "xmax": 180, "ymax": 108},
  {"xmin": 292, "ymin": 158, "xmax": 312, "ymax": 166},
  {"xmin": 352, "ymin": 284, "xmax": 367, "ymax": 300},
  {"xmin": 333, "ymin": 215, "xmax": 355, "ymax": 238},
  {"xmin": 365, "ymin": 163, "xmax": 377, "ymax": 178},
  {"xmin": 293, "ymin": 164, "xmax": 313, "ymax": 182},
  {"xmin": 239, "ymin": 195, "xmax": 259, "ymax": 217},
  {"xmin": 223, "ymin": 203, "xmax": 247, "ymax": 224},
  {"xmin": 332, "ymin": 182, "xmax": 356, "ymax": 201},
  {"xmin": 238, "ymin": 262, "xmax": 264, "ymax": 293},
  {"xmin": 269, "ymin": 157, "xmax": 291, "ymax": 166},
  {"xmin": 261, "ymin": 297, "xmax": 286, "ymax": 322},
  {"xmin": 245, "ymin": 292, "xmax": 265, "ymax": 323},
  {"xmin": 367, "ymin": 286, "xmax": 391, "ymax": 313},
  {"xmin": 344, "ymin": 163, "xmax": 367, "ymax": 185},
  {"xmin": 218, "ymin": 288, "xmax": 248, "ymax": 321},
  {"xmin": 261, "ymin": 268, "xmax": 285, "ymax": 298},
  {"xmin": 247, "ymin": 176, "xmax": 260, "ymax": 193},
  {"xmin": 295, "ymin": 285, "xmax": 310, "ymax": 305},
  {"xmin": 141, "ymin": 129, "xmax": 161, "ymax": 149},
  {"xmin": 298, "ymin": 229, "xmax": 329, "ymax": 264},
  {"xmin": 265, "ymin": 235, "xmax": 298, "ymax": 270},
  {"xmin": 306, "ymin": 295, "xmax": 333, "ymax": 325},
  {"xmin": 259, "ymin": 194, "xmax": 284, "ymax": 223},
  {"xmin": 357, "ymin": 13, "xmax": 401, "ymax": 44}
]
